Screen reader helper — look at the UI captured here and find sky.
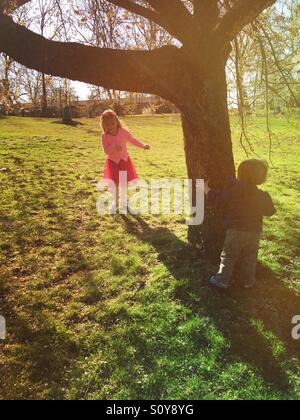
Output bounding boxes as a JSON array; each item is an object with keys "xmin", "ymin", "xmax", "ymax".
[{"xmin": 72, "ymin": 81, "xmax": 90, "ymax": 100}]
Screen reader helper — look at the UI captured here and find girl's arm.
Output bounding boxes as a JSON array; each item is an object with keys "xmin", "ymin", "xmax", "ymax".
[
  {"xmin": 102, "ymin": 134, "xmax": 116, "ymax": 155},
  {"xmin": 123, "ymin": 128, "xmax": 147, "ymax": 149}
]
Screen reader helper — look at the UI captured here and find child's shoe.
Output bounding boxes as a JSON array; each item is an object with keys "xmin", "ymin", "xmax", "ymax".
[
  {"xmin": 108, "ymin": 202, "xmax": 117, "ymax": 214},
  {"xmin": 119, "ymin": 204, "xmax": 128, "ymax": 214},
  {"xmin": 119, "ymin": 204, "xmax": 138, "ymax": 215},
  {"xmin": 209, "ymin": 276, "xmax": 230, "ymax": 290},
  {"xmin": 127, "ymin": 204, "xmax": 139, "ymax": 215}
]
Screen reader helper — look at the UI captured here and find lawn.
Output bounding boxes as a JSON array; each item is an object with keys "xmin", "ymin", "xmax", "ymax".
[{"xmin": 0, "ymin": 114, "xmax": 299, "ymax": 400}]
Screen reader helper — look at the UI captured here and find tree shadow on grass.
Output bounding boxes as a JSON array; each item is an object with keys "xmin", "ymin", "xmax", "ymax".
[
  {"xmin": 0, "ymin": 201, "xmax": 91, "ymax": 399},
  {"xmin": 0, "ymin": 299, "xmax": 79, "ymax": 400},
  {"xmin": 121, "ymin": 214, "xmax": 300, "ymax": 396},
  {"xmin": 52, "ymin": 120, "xmax": 84, "ymax": 127}
]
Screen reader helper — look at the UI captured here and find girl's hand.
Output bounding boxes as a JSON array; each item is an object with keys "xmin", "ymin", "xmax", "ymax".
[
  {"xmin": 144, "ymin": 144, "xmax": 150, "ymax": 150},
  {"xmin": 204, "ymin": 181, "xmax": 211, "ymax": 195}
]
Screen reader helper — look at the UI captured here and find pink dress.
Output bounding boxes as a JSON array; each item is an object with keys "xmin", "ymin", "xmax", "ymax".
[{"xmin": 102, "ymin": 127, "xmax": 145, "ymax": 187}]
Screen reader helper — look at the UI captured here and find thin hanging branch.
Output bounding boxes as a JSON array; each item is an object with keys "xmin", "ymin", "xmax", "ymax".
[
  {"xmin": 233, "ymin": 36, "xmax": 260, "ymax": 157},
  {"xmin": 256, "ymin": 19, "xmax": 300, "ymax": 107},
  {"xmin": 253, "ymin": 22, "xmax": 276, "ymax": 167}
]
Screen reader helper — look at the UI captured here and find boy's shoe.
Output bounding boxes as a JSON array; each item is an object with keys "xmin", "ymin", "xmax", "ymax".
[
  {"xmin": 119, "ymin": 205, "xmax": 128, "ymax": 214},
  {"xmin": 108, "ymin": 202, "xmax": 117, "ymax": 214},
  {"xmin": 244, "ymin": 278, "xmax": 256, "ymax": 289},
  {"xmin": 119, "ymin": 204, "xmax": 139, "ymax": 215},
  {"xmin": 127, "ymin": 205, "xmax": 139, "ymax": 215},
  {"xmin": 209, "ymin": 276, "xmax": 230, "ymax": 290}
]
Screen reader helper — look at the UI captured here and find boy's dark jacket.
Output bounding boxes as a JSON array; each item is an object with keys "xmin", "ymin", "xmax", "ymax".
[{"xmin": 207, "ymin": 178, "xmax": 276, "ymax": 232}]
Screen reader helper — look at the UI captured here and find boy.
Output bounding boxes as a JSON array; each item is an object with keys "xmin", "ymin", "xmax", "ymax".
[{"xmin": 205, "ymin": 159, "xmax": 276, "ymax": 290}]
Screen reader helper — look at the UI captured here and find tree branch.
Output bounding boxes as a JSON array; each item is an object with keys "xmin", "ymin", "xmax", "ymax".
[
  {"xmin": 216, "ymin": 0, "xmax": 276, "ymax": 42},
  {"xmin": 0, "ymin": 0, "xmax": 31, "ymax": 13},
  {"xmin": 192, "ymin": 0, "xmax": 220, "ymax": 35},
  {"xmin": 0, "ymin": 14, "xmax": 179, "ymax": 98},
  {"xmin": 255, "ymin": 19, "xmax": 300, "ymax": 107},
  {"xmin": 106, "ymin": 0, "xmax": 164, "ymax": 28},
  {"xmin": 105, "ymin": 0, "xmax": 194, "ymax": 42},
  {"xmin": 147, "ymin": 0, "xmax": 191, "ymax": 20},
  {"xmin": 192, "ymin": 0, "xmax": 201, "ymax": 16},
  {"xmin": 146, "ymin": 0, "xmax": 195, "ymax": 43}
]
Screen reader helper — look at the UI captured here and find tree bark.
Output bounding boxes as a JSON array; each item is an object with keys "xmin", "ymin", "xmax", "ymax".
[{"xmin": 179, "ymin": 63, "xmax": 236, "ymax": 260}]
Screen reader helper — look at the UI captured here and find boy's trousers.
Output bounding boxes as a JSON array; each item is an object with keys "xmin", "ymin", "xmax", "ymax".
[{"xmin": 217, "ymin": 229, "xmax": 262, "ymax": 287}]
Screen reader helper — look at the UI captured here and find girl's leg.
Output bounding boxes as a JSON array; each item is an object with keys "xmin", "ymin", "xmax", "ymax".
[
  {"xmin": 108, "ymin": 186, "xmax": 118, "ymax": 213},
  {"xmin": 119, "ymin": 186, "xmax": 128, "ymax": 212},
  {"xmin": 116, "ymin": 187, "xmax": 120, "ymax": 208}
]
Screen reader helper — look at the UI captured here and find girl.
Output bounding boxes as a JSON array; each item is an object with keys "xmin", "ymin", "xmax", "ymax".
[{"xmin": 100, "ymin": 110, "xmax": 150, "ymax": 212}]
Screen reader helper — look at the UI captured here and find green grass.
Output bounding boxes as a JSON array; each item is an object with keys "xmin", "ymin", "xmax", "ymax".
[{"xmin": 0, "ymin": 114, "xmax": 299, "ymax": 400}]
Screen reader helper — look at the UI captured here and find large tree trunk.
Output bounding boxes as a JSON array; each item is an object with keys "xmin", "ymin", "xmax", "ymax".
[{"xmin": 179, "ymin": 64, "xmax": 236, "ymax": 260}]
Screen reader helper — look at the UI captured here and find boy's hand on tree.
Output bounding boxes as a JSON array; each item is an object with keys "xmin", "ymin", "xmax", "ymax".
[{"xmin": 204, "ymin": 181, "xmax": 211, "ymax": 195}]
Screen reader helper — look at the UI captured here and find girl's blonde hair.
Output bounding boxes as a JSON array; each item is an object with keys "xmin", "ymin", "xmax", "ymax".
[
  {"xmin": 238, "ymin": 159, "xmax": 269, "ymax": 185},
  {"xmin": 100, "ymin": 109, "xmax": 122, "ymax": 133}
]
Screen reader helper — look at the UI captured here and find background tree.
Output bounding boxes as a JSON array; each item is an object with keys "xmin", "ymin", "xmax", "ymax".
[
  {"xmin": 0, "ymin": 0, "xmax": 79, "ymax": 116},
  {"xmin": 30, "ymin": 0, "xmax": 68, "ymax": 116},
  {"xmin": 0, "ymin": 3, "xmax": 32, "ymax": 113},
  {"xmin": 0, "ymin": 0, "xmax": 277, "ymax": 258},
  {"xmin": 68, "ymin": 0, "xmax": 125, "ymax": 105},
  {"xmin": 225, "ymin": 0, "xmax": 300, "ymax": 162}
]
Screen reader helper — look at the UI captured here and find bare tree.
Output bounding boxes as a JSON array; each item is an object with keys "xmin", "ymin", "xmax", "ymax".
[
  {"xmin": 224, "ymin": 1, "xmax": 299, "ymax": 165},
  {"xmin": 0, "ymin": 54, "xmax": 15, "ymax": 113},
  {"xmin": 0, "ymin": 0, "xmax": 277, "ymax": 257},
  {"xmin": 0, "ymin": 2, "xmax": 32, "ymax": 113},
  {"xmin": 30, "ymin": 0, "xmax": 67, "ymax": 116},
  {"xmin": 69, "ymin": 0, "xmax": 126, "ymax": 103}
]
